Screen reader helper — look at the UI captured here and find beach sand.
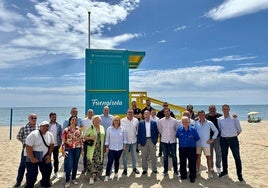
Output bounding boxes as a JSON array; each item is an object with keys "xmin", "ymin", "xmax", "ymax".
[{"xmin": 0, "ymin": 121, "xmax": 267, "ymax": 188}]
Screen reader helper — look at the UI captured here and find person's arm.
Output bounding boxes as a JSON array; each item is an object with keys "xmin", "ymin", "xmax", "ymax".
[
  {"xmin": 208, "ymin": 122, "xmax": 219, "ymax": 144},
  {"xmin": 25, "ymin": 145, "xmax": 39, "ymax": 163},
  {"xmin": 235, "ymin": 119, "xmax": 242, "ymax": 135},
  {"xmin": 105, "ymin": 128, "xmax": 110, "ymax": 153},
  {"xmin": 16, "ymin": 127, "xmax": 24, "ymax": 143}
]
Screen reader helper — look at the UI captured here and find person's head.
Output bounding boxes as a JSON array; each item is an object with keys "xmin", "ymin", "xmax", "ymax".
[
  {"xmin": 131, "ymin": 101, "xmax": 137, "ymax": 108},
  {"xmin": 208, "ymin": 105, "xmax": 217, "ymax": 116},
  {"xmin": 186, "ymin": 104, "xmax": 194, "ymax": 112},
  {"xmin": 87, "ymin": 109, "xmax": 94, "ymax": 119},
  {"xmin": 146, "ymin": 99, "xmax": 151, "ymax": 107},
  {"xmin": 127, "ymin": 108, "xmax": 134, "ymax": 120},
  {"xmin": 197, "ymin": 110, "xmax": 206, "ymax": 122},
  {"xmin": 49, "ymin": 112, "xmax": 57, "ymax": 123},
  {"xmin": 70, "ymin": 107, "xmax": 78, "ymax": 116},
  {"xmin": 164, "ymin": 108, "xmax": 171, "ymax": 118},
  {"xmin": 112, "ymin": 116, "xmax": 121, "ymax": 128},
  {"xmin": 151, "ymin": 109, "xmax": 156, "ymax": 117},
  {"xmin": 39, "ymin": 121, "xmax": 49, "ymax": 134},
  {"xmin": 181, "ymin": 116, "xmax": 190, "ymax": 129},
  {"xmin": 68, "ymin": 115, "xmax": 77, "ymax": 127},
  {"xmin": 92, "ymin": 115, "xmax": 101, "ymax": 126},
  {"xmin": 103, "ymin": 106, "xmax": 109, "ymax": 116},
  {"xmin": 163, "ymin": 102, "xmax": 169, "ymax": 110},
  {"xmin": 28, "ymin": 113, "xmax": 37, "ymax": 126},
  {"xmin": 182, "ymin": 111, "xmax": 190, "ymax": 119},
  {"xmin": 144, "ymin": 110, "xmax": 150, "ymax": 121},
  {"xmin": 222, "ymin": 104, "xmax": 230, "ymax": 117}
]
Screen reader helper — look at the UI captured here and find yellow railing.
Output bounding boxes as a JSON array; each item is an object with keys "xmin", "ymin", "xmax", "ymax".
[{"xmin": 129, "ymin": 91, "xmax": 187, "ymax": 119}]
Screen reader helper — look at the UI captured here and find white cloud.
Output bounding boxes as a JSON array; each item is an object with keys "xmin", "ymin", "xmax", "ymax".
[
  {"xmin": 0, "ymin": 0, "xmax": 141, "ymax": 68},
  {"xmin": 201, "ymin": 55, "xmax": 257, "ymax": 63},
  {"xmin": 0, "ymin": 2, "xmax": 25, "ymax": 32},
  {"xmin": 206, "ymin": 0, "xmax": 268, "ymax": 21},
  {"xmin": 174, "ymin": 25, "xmax": 187, "ymax": 32},
  {"xmin": 157, "ymin": 40, "xmax": 166, "ymax": 43},
  {"xmin": 0, "ymin": 65, "xmax": 267, "ymax": 106},
  {"xmin": 129, "ymin": 65, "xmax": 268, "ymax": 104}
]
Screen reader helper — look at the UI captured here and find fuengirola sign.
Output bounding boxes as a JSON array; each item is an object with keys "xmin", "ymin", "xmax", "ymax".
[{"xmin": 91, "ymin": 99, "xmax": 123, "ymax": 106}]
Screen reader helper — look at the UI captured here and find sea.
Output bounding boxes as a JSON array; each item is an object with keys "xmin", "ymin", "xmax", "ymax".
[{"xmin": 0, "ymin": 105, "xmax": 267, "ymax": 127}]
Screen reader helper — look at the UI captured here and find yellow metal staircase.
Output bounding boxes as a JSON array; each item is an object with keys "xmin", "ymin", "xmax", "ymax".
[{"xmin": 129, "ymin": 91, "xmax": 187, "ymax": 119}]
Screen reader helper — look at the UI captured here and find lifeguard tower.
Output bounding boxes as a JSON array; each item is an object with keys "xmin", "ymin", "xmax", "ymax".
[{"xmin": 85, "ymin": 49, "xmax": 145, "ymax": 116}]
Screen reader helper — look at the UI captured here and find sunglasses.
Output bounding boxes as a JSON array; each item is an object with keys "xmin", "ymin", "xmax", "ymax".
[{"xmin": 31, "ymin": 117, "xmax": 37, "ymax": 120}]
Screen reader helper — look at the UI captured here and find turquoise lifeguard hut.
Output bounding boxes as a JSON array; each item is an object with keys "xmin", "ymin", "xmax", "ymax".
[{"xmin": 85, "ymin": 49, "xmax": 145, "ymax": 116}]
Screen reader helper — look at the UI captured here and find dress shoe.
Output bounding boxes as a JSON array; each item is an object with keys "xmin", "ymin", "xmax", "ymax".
[
  {"xmin": 152, "ymin": 170, "xmax": 158, "ymax": 174},
  {"xmin": 142, "ymin": 171, "xmax": 147, "ymax": 175},
  {"xmin": 190, "ymin": 178, "xmax": 195, "ymax": 183},
  {"xmin": 219, "ymin": 171, "xmax": 228, "ymax": 177},
  {"xmin": 133, "ymin": 168, "xmax": 140, "ymax": 174},
  {"xmin": 14, "ymin": 182, "xmax": 21, "ymax": 187},
  {"xmin": 122, "ymin": 169, "xmax": 127, "ymax": 175},
  {"xmin": 238, "ymin": 175, "xmax": 244, "ymax": 182}
]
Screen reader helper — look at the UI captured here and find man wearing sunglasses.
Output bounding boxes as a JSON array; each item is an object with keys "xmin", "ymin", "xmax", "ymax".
[{"xmin": 14, "ymin": 114, "xmax": 39, "ymax": 187}]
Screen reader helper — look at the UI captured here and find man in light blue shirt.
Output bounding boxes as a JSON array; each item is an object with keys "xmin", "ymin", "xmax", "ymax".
[
  {"xmin": 100, "ymin": 106, "xmax": 113, "ymax": 131},
  {"xmin": 218, "ymin": 104, "xmax": 243, "ymax": 182},
  {"xmin": 195, "ymin": 110, "xmax": 218, "ymax": 178},
  {"xmin": 62, "ymin": 107, "xmax": 82, "ymax": 129}
]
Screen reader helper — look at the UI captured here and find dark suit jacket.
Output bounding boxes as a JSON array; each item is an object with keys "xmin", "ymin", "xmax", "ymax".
[{"xmin": 137, "ymin": 120, "xmax": 159, "ymax": 146}]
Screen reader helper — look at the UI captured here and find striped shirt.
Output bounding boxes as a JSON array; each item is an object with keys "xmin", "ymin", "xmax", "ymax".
[
  {"xmin": 17, "ymin": 123, "xmax": 39, "ymax": 146},
  {"xmin": 158, "ymin": 117, "xmax": 179, "ymax": 144}
]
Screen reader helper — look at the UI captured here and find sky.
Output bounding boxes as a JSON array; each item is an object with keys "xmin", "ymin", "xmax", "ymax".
[{"xmin": 0, "ymin": 0, "xmax": 268, "ymax": 107}]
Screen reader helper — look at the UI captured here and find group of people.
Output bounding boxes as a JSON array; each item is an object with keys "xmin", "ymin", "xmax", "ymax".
[{"xmin": 14, "ymin": 102, "xmax": 244, "ymax": 187}]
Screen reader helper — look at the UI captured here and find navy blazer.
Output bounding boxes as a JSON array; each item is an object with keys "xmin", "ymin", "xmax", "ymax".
[{"xmin": 137, "ymin": 120, "xmax": 159, "ymax": 146}]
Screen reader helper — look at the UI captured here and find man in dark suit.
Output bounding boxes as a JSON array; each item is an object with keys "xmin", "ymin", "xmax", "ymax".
[{"xmin": 137, "ymin": 110, "xmax": 159, "ymax": 175}]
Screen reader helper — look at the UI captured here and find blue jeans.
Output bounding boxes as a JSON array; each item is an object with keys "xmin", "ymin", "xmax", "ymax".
[
  {"xmin": 220, "ymin": 136, "xmax": 242, "ymax": 176},
  {"xmin": 16, "ymin": 148, "xmax": 26, "ymax": 183},
  {"xmin": 106, "ymin": 150, "xmax": 123, "ymax": 176},
  {"xmin": 64, "ymin": 147, "xmax": 82, "ymax": 182},
  {"xmin": 25, "ymin": 160, "xmax": 52, "ymax": 188},
  {"xmin": 161, "ymin": 142, "xmax": 178, "ymax": 173},
  {"xmin": 122, "ymin": 143, "xmax": 137, "ymax": 169}
]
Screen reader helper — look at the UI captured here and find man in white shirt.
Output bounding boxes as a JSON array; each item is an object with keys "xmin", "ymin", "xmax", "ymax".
[
  {"xmin": 158, "ymin": 108, "xmax": 180, "ymax": 176},
  {"xmin": 121, "ymin": 109, "xmax": 140, "ymax": 175},
  {"xmin": 48, "ymin": 112, "xmax": 62, "ymax": 178},
  {"xmin": 25, "ymin": 121, "xmax": 55, "ymax": 188}
]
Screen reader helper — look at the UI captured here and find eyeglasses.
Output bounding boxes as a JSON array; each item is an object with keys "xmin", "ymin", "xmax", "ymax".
[{"xmin": 31, "ymin": 117, "xmax": 37, "ymax": 120}]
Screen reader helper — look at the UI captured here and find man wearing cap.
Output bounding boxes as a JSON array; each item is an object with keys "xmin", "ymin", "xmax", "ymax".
[{"xmin": 25, "ymin": 121, "xmax": 55, "ymax": 188}]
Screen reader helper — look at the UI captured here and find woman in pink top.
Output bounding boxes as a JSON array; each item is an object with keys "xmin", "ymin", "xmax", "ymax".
[{"xmin": 62, "ymin": 116, "xmax": 83, "ymax": 188}]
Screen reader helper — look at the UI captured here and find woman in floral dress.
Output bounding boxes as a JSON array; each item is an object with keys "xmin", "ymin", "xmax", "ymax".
[{"xmin": 85, "ymin": 115, "xmax": 105, "ymax": 185}]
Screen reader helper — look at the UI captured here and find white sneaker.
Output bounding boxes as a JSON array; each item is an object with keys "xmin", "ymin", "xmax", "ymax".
[
  {"xmin": 54, "ymin": 172, "xmax": 59, "ymax": 178},
  {"xmin": 114, "ymin": 173, "xmax": 121, "ymax": 181},
  {"xmin": 104, "ymin": 176, "xmax": 109, "ymax": 182},
  {"xmin": 64, "ymin": 182, "xmax": 70, "ymax": 188},
  {"xmin": 89, "ymin": 177, "xmax": 94, "ymax": 185},
  {"xmin": 72, "ymin": 180, "xmax": 78, "ymax": 185},
  {"xmin": 208, "ymin": 172, "xmax": 213, "ymax": 179},
  {"xmin": 216, "ymin": 168, "xmax": 221, "ymax": 174}
]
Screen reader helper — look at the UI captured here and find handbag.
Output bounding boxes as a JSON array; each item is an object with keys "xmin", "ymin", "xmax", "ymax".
[
  {"xmin": 85, "ymin": 125, "xmax": 94, "ymax": 146},
  {"xmin": 85, "ymin": 139, "xmax": 94, "ymax": 146}
]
